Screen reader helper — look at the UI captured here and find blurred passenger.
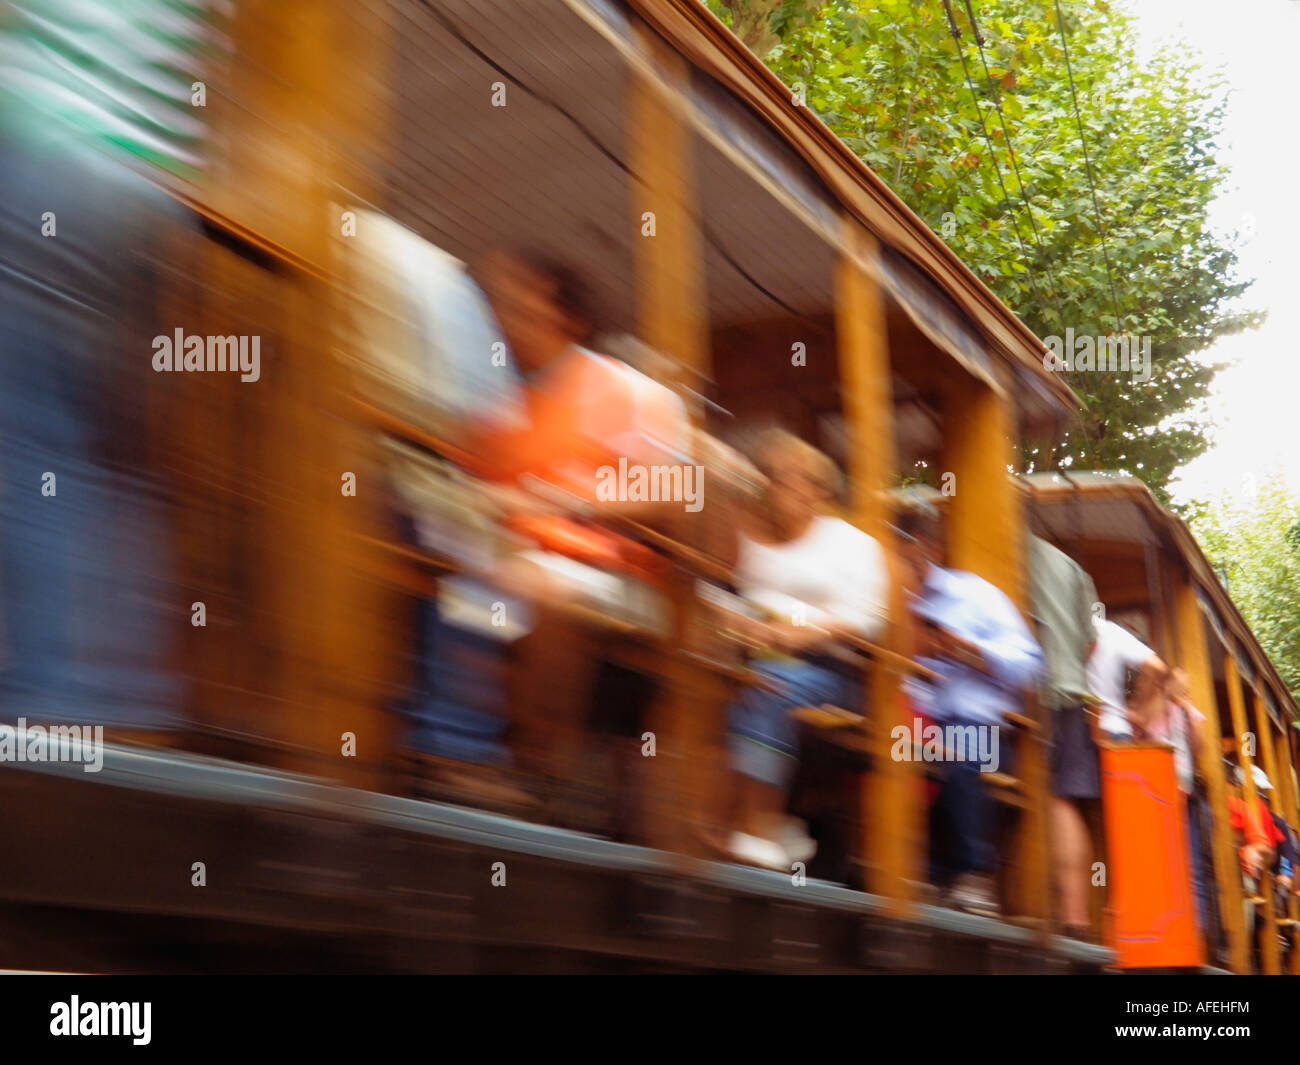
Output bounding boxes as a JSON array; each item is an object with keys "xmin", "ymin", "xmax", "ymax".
[
  {"xmin": 595, "ymin": 333, "xmax": 762, "ymax": 571},
  {"xmin": 345, "ymin": 223, "xmax": 545, "ymax": 809},
  {"xmin": 0, "ymin": 1, "xmax": 208, "ymax": 726},
  {"xmin": 714, "ymin": 430, "xmax": 888, "ymax": 870},
  {"xmin": 1270, "ymin": 808, "xmax": 1298, "ymax": 917},
  {"xmin": 1027, "ymin": 535, "xmax": 1099, "ymax": 939},
  {"xmin": 1139, "ymin": 667, "xmax": 1211, "ymax": 936},
  {"xmin": 1143, "ymin": 669, "xmax": 1203, "ymax": 798},
  {"xmin": 1241, "ymin": 769, "xmax": 1298, "ymax": 922},
  {"xmin": 475, "ymin": 251, "xmax": 695, "ymax": 832},
  {"xmin": 900, "ymin": 500, "xmax": 1044, "ymax": 918},
  {"xmin": 356, "ymin": 236, "xmax": 693, "ymax": 817},
  {"xmin": 1228, "ymin": 764, "xmax": 1282, "ymax": 937},
  {"xmin": 1086, "ymin": 616, "xmax": 1168, "ymax": 740}
]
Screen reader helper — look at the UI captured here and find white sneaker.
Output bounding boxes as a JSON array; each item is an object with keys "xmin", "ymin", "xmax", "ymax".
[
  {"xmin": 774, "ymin": 817, "xmax": 818, "ymax": 865},
  {"xmin": 728, "ymin": 831, "xmax": 789, "ymax": 871},
  {"xmin": 946, "ymin": 873, "xmax": 1000, "ymax": 918}
]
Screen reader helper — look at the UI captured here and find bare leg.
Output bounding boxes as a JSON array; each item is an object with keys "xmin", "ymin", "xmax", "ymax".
[{"xmin": 1052, "ymin": 796, "xmax": 1092, "ymax": 930}]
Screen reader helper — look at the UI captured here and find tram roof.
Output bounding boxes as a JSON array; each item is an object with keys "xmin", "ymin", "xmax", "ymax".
[
  {"xmin": 622, "ymin": 0, "xmax": 1077, "ymax": 418},
  {"xmin": 381, "ymin": 0, "xmax": 1078, "ymax": 426}
]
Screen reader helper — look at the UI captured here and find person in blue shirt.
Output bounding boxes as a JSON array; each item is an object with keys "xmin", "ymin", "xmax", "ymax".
[
  {"xmin": 897, "ymin": 499, "xmax": 1044, "ymax": 918},
  {"xmin": 0, "ymin": 39, "xmax": 193, "ymax": 729}
]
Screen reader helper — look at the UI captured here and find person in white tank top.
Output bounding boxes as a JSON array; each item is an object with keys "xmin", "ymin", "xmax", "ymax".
[{"xmin": 713, "ymin": 430, "xmax": 889, "ymax": 871}]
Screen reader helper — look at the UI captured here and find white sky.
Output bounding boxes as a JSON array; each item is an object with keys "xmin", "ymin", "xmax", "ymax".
[{"xmin": 1129, "ymin": 0, "xmax": 1300, "ymax": 504}]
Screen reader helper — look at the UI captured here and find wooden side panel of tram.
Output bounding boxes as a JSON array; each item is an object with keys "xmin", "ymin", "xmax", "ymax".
[
  {"xmin": 162, "ymin": 0, "xmax": 400, "ymax": 788},
  {"xmin": 1099, "ymin": 742, "xmax": 1203, "ymax": 969},
  {"xmin": 627, "ymin": 27, "xmax": 713, "ymax": 854},
  {"xmin": 834, "ymin": 223, "xmax": 917, "ymax": 907}
]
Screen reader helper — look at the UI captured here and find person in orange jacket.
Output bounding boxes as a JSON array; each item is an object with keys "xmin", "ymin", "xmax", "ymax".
[
  {"xmin": 1228, "ymin": 765, "xmax": 1283, "ymax": 880},
  {"xmin": 1228, "ymin": 763, "xmax": 1284, "ymax": 940}
]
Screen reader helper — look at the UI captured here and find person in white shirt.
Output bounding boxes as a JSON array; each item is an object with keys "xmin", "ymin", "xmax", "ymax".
[
  {"xmin": 716, "ymin": 429, "xmax": 889, "ymax": 871},
  {"xmin": 1141, "ymin": 667, "xmax": 1211, "ymax": 938},
  {"xmin": 1086, "ymin": 615, "xmax": 1168, "ymax": 739}
]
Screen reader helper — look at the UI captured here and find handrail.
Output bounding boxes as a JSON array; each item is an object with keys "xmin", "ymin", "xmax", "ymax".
[
  {"xmin": 354, "ymin": 534, "xmax": 459, "ymax": 576},
  {"xmin": 148, "ymin": 175, "xmax": 328, "ymax": 280},
  {"xmin": 842, "ymin": 634, "xmax": 939, "ymax": 682},
  {"xmin": 351, "ymin": 396, "xmax": 483, "ymax": 473},
  {"xmin": 351, "ymin": 400, "xmax": 942, "ymax": 691},
  {"xmin": 353, "ymin": 395, "xmax": 765, "ymax": 600},
  {"xmin": 603, "ymin": 513, "xmax": 735, "ymax": 586},
  {"xmin": 354, "ymin": 378, "xmax": 945, "ymax": 696}
]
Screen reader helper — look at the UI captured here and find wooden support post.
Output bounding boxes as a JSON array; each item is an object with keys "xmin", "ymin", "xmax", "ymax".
[
  {"xmin": 834, "ymin": 221, "xmax": 915, "ymax": 909},
  {"xmin": 1143, "ymin": 541, "xmax": 1171, "ymax": 662},
  {"xmin": 1253, "ymin": 690, "xmax": 1298, "ymax": 971},
  {"xmin": 182, "ymin": 0, "xmax": 396, "ymax": 789},
  {"xmin": 1173, "ymin": 574, "xmax": 1248, "ymax": 971},
  {"xmin": 628, "ymin": 34, "xmax": 709, "ymax": 375},
  {"xmin": 1253, "ymin": 692, "xmax": 1283, "ymax": 817},
  {"xmin": 1246, "ymin": 685, "xmax": 1285, "ymax": 974},
  {"xmin": 941, "ymin": 373, "xmax": 1024, "ymax": 602},
  {"xmin": 1271, "ymin": 721, "xmax": 1300, "ymax": 973},
  {"xmin": 628, "ymin": 28, "xmax": 711, "ymax": 854},
  {"xmin": 940, "ymin": 372, "xmax": 1050, "ymax": 929}
]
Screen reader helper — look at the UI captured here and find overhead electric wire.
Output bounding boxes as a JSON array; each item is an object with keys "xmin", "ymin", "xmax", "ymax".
[
  {"xmin": 951, "ymin": 0, "xmax": 1111, "ymax": 469},
  {"xmin": 1051, "ymin": 0, "xmax": 1125, "ymax": 337},
  {"xmin": 939, "ymin": 0, "xmax": 1049, "ymax": 312},
  {"xmin": 962, "ymin": 0, "xmax": 1068, "ymax": 331}
]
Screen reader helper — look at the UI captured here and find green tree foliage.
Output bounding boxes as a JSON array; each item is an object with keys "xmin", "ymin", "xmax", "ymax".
[
  {"xmin": 703, "ymin": 0, "xmax": 1259, "ymax": 499},
  {"xmin": 1186, "ymin": 477, "xmax": 1300, "ymax": 704}
]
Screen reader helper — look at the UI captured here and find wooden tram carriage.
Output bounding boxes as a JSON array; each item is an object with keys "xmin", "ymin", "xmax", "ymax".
[
  {"xmin": 1028, "ymin": 473, "xmax": 1300, "ymax": 974},
  {"xmin": 0, "ymin": 0, "xmax": 1292, "ymax": 973}
]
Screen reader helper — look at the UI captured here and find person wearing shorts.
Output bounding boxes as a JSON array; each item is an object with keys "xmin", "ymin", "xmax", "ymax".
[{"xmin": 1028, "ymin": 535, "xmax": 1100, "ymax": 939}]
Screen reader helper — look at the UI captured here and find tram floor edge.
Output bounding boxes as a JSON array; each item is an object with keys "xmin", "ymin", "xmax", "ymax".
[{"xmin": 0, "ymin": 739, "xmax": 1114, "ymax": 974}]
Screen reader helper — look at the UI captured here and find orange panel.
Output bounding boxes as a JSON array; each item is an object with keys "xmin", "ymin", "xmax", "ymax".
[{"xmin": 1100, "ymin": 744, "xmax": 1204, "ymax": 969}]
